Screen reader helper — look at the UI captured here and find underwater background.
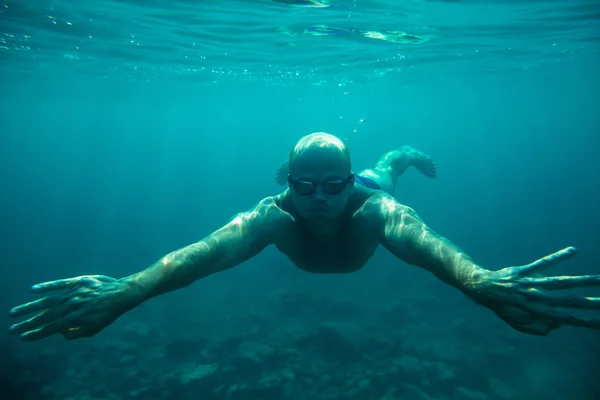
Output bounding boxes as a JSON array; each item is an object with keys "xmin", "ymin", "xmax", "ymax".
[{"xmin": 1, "ymin": 0, "xmax": 599, "ymax": 399}]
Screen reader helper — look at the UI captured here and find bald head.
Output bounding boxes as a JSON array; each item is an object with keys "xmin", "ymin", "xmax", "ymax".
[{"xmin": 289, "ymin": 132, "xmax": 351, "ymax": 175}]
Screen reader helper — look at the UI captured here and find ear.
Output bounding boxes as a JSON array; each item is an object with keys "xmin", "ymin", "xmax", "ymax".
[{"xmin": 348, "ymin": 173, "xmax": 356, "ymax": 190}]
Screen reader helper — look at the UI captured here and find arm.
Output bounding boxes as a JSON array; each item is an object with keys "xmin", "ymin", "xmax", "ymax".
[
  {"xmin": 9, "ymin": 197, "xmax": 291, "ymax": 341},
  {"xmin": 371, "ymin": 193, "xmax": 600, "ymax": 336},
  {"xmin": 373, "ymin": 194, "xmax": 481, "ymax": 292},
  {"xmin": 126, "ymin": 197, "xmax": 286, "ymax": 302}
]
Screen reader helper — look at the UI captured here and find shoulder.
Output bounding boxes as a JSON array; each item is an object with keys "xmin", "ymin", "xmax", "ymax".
[
  {"xmin": 271, "ymin": 190, "xmax": 298, "ymax": 217},
  {"xmin": 352, "ymin": 191, "xmax": 420, "ymax": 228},
  {"xmin": 215, "ymin": 195, "xmax": 295, "ymax": 247},
  {"xmin": 246, "ymin": 195, "xmax": 295, "ymax": 234},
  {"xmin": 211, "ymin": 196, "xmax": 295, "ymax": 248}
]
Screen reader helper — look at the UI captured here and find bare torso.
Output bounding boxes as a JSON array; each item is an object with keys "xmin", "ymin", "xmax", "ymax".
[{"xmin": 272, "ymin": 186, "xmax": 381, "ymax": 273}]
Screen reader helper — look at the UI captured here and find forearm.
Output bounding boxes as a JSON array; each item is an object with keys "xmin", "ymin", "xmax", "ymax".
[
  {"xmin": 404, "ymin": 231, "xmax": 484, "ymax": 291},
  {"xmin": 121, "ymin": 237, "xmax": 230, "ymax": 304}
]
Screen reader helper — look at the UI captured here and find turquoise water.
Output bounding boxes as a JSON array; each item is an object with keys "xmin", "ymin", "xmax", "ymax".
[
  {"xmin": 1, "ymin": 0, "xmax": 598, "ymax": 84},
  {"xmin": 1, "ymin": 1, "xmax": 600, "ymax": 400}
]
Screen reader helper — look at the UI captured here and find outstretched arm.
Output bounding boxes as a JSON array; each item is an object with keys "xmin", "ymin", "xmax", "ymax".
[
  {"xmin": 128, "ymin": 197, "xmax": 285, "ymax": 301},
  {"xmin": 9, "ymin": 197, "xmax": 290, "ymax": 341},
  {"xmin": 372, "ymin": 194, "xmax": 600, "ymax": 336},
  {"xmin": 373, "ymin": 195, "xmax": 479, "ymax": 289}
]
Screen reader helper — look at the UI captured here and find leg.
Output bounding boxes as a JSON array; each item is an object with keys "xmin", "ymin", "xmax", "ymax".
[{"xmin": 358, "ymin": 146, "xmax": 436, "ymax": 194}]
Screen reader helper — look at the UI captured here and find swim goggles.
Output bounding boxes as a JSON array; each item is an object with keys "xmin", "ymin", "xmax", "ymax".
[{"xmin": 288, "ymin": 174, "xmax": 354, "ymax": 195}]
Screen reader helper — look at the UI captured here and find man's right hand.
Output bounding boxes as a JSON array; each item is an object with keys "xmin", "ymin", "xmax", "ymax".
[{"xmin": 9, "ymin": 275, "xmax": 140, "ymax": 341}]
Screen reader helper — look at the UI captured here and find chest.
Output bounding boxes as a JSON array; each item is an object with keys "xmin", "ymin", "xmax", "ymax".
[{"xmin": 276, "ymin": 220, "xmax": 379, "ymax": 273}]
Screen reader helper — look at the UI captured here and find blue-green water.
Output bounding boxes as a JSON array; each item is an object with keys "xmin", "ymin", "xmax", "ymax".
[
  {"xmin": 1, "ymin": 0, "xmax": 598, "ymax": 83},
  {"xmin": 1, "ymin": 1, "xmax": 599, "ymax": 399}
]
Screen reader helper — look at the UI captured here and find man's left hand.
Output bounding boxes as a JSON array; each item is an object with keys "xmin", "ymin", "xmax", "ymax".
[{"xmin": 465, "ymin": 247, "xmax": 600, "ymax": 336}]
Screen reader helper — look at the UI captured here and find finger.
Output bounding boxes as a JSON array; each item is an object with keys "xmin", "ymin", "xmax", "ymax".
[
  {"xmin": 30, "ymin": 277, "xmax": 84, "ymax": 294},
  {"xmin": 517, "ymin": 274, "xmax": 600, "ymax": 290},
  {"xmin": 20, "ymin": 318, "xmax": 73, "ymax": 342},
  {"xmin": 9, "ymin": 300, "xmax": 74, "ymax": 334},
  {"xmin": 9, "ymin": 296, "xmax": 58, "ymax": 318},
  {"xmin": 521, "ymin": 288, "xmax": 600, "ymax": 310},
  {"xmin": 514, "ymin": 247, "xmax": 577, "ymax": 277},
  {"xmin": 538, "ymin": 306, "xmax": 600, "ymax": 330}
]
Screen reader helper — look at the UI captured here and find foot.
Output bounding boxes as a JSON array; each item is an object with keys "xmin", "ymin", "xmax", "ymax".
[
  {"xmin": 275, "ymin": 160, "xmax": 290, "ymax": 186},
  {"xmin": 405, "ymin": 146, "xmax": 436, "ymax": 178}
]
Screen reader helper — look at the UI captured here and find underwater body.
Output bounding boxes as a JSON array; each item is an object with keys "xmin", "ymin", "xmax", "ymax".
[{"xmin": 1, "ymin": 0, "xmax": 600, "ymax": 399}]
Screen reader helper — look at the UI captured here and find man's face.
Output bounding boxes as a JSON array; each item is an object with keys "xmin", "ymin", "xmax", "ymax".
[{"xmin": 288, "ymin": 146, "xmax": 353, "ymax": 221}]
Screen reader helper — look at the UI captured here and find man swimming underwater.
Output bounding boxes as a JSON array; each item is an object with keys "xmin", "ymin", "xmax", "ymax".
[{"xmin": 9, "ymin": 132, "xmax": 600, "ymax": 340}]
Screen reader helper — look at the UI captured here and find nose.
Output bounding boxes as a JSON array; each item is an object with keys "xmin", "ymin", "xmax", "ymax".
[{"xmin": 312, "ymin": 185, "xmax": 327, "ymax": 202}]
